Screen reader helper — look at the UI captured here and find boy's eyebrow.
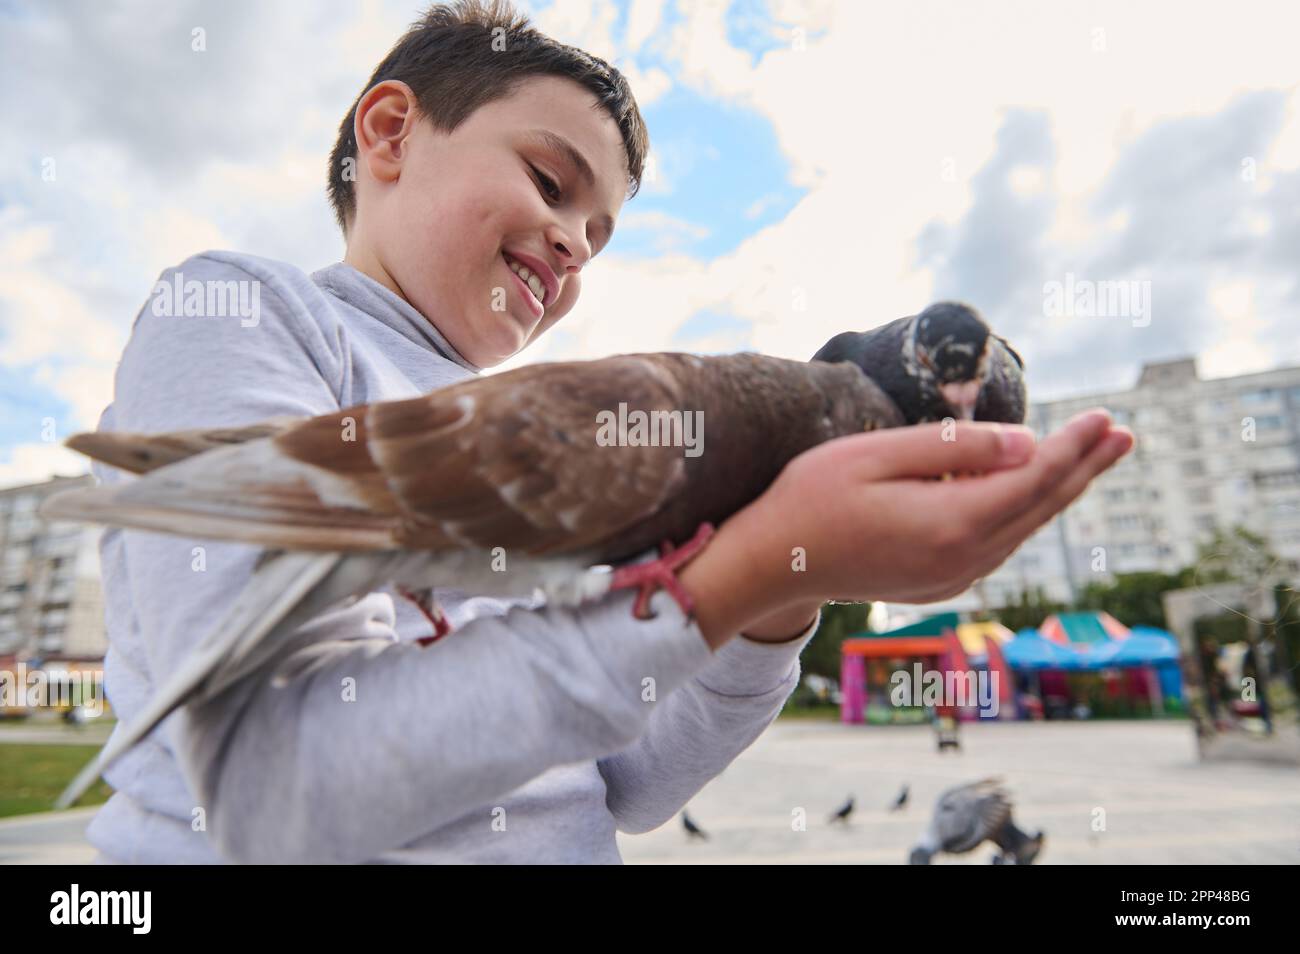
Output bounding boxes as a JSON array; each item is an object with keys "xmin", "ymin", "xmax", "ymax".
[{"xmin": 525, "ymin": 128, "xmax": 616, "ymax": 251}]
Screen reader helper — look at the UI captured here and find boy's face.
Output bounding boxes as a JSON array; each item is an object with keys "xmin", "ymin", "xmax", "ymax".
[{"xmin": 352, "ymin": 76, "xmax": 629, "ymax": 368}]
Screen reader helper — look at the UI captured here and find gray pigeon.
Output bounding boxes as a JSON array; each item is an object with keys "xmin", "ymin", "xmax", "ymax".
[
  {"xmin": 909, "ymin": 778, "xmax": 1044, "ymax": 864},
  {"xmin": 813, "ymin": 302, "xmax": 1025, "ymax": 424},
  {"xmin": 682, "ymin": 811, "xmax": 708, "ymax": 841},
  {"xmin": 828, "ymin": 795, "xmax": 855, "ymax": 824}
]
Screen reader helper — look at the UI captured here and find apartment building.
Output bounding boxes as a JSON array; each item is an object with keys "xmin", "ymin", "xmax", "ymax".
[
  {"xmin": 980, "ymin": 356, "xmax": 1300, "ymax": 607},
  {"xmin": 0, "ymin": 475, "xmax": 105, "ymax": 657}
]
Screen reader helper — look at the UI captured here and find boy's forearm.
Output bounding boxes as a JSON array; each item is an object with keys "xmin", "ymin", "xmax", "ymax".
[{"xmin": 680, "ymin": 511, "xmax": 817, "ymax": 649}]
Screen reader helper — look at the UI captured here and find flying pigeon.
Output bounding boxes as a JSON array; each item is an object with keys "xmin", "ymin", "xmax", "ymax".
[
  {"xmin": 682, "ymin": 811, "xmax": 708, "ymax": 841},
  {"xmin": 889, "ymin": 785, "xmax": 910, "ymax": 812},
  {"xmin": 828, "ymin": 795, "xmax": 855, "ymax": 824},
  {"xmin": 909, "ymin": 778, "xmax": 1044, "ymax": 865},
  {"xmin": 813, "ymin": 302, "xmax": 1025, "ymax": 424},
  {"xmin": 42, "ymin": 306, "xmax": 1026, "ymax": 808}
]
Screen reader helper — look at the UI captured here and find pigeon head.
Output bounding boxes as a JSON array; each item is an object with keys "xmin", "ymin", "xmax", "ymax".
[
  {"xmin": 812, "ymin": 301, "xmax": 1025, "ymax": 426},
  {"xmin": 909, "ymin": 302, "xmax": 992, "ymax": 421}
]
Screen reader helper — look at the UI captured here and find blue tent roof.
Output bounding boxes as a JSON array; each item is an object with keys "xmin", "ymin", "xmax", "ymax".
[
  {"xmin": 1111, "ymin": 628, "xmax": 1180, "ymax": 665},
  {"xmin": 1003, "ymin": 630, "xmax": 1086, "ymax": 670},
  {"xmin": 1003, "ymin": 626, "xmax": 1181, "ymax": 671}
]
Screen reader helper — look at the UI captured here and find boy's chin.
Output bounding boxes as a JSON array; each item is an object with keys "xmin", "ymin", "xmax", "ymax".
[{"xmin": 463, "ymin": 316, "xmax": 538, "ymax": 368}]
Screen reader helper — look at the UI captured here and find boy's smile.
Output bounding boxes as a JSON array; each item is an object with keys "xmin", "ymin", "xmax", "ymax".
[{"xmin": 345, "ymin": 75, "xmax": 629, "ymax": 368}]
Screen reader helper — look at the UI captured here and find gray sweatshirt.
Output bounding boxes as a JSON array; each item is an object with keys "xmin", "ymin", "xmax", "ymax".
[{"xmin": 85, "ymin": 251, "xmax": 818, "ymax": 864}]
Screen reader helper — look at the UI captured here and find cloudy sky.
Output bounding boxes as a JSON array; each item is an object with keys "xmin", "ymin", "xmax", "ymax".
[{"xmin": 2, "ymin": 0, "xmax": 1298, "ymax": 488}]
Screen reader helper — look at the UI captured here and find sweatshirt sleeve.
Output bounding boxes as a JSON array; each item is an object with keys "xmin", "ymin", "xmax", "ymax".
[
  {"xmin": 103, "ymin": 253, "xmax": 722, "ymax": 863},
  {"xmin": 597, "ymin": 611, "xmax": 820, "ymax": 834}
]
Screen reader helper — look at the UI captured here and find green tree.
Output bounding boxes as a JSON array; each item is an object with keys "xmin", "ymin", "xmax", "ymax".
[
  {"xmin": 1267, "ymin": 581, "xmax": 1300, "ymax": 700},
  {"xmin": 1076, "ymin": 570, "xmax": 1194, "ymax": 629},
  {"xmin": 992, "ymin": 586, "xmax": 1066, "ymax": 632},
  {"xmin": 800, "ymin": 601, "xmax": 870, "ymax": 680},
  {"xmin": 1190, "ymin": 526, "xmax": 1289, "ymax": 586}
]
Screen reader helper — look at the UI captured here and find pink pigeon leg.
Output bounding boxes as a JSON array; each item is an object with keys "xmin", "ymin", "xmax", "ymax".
[
  {"xmin": 396, "ymin": 584, "xmax": 453, "ymax": 646},
  {"xmin": 609, "ymin": 522, "xmax": 716, "ymax": 621}
]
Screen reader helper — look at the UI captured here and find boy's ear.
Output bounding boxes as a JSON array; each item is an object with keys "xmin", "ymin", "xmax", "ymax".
[{"xmin": 354, "ymin": 80, "xmax": 420, "ymax": 185}]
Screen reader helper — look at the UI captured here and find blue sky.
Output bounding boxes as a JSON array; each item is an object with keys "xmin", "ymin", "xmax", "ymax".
[{"xmin": 2, "ymin": 0, "xmax": 1299, "ymax": 487}]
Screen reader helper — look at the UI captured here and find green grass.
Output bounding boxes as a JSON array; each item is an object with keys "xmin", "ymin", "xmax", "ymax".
[
  {"xmin": 778, "ymin": 703, "xmax": 841, "ymax": 720},
  {"xmin": 0, "ymin": 744, "xmax": 113, "ymax": 818}
]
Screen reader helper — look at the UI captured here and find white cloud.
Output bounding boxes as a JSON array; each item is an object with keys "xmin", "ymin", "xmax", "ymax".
[
  {"xmin": 625, "ymin": 0, "xmax": 666, "ymax": 51},
  {"xmin": 6, "ymin": 0, "xmax": 1300, "ymax": 493},
  {"xmin": 0, "ymin": 443, "xmax": 90, "ymax": 490},
  {"xmin": 616, "ymin": 209, "xmax": 711, "ymax": 252}
]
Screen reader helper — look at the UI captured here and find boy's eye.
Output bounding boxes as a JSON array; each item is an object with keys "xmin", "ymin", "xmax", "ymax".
[{"xmin": 529, "ymin": 164, "xmax": 562, "ymax": 201}]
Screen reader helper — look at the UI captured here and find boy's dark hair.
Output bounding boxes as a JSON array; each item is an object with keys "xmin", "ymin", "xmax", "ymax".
[{"xmin": 327, "ymin": 0, "xmax": 649, "ymax": 235}]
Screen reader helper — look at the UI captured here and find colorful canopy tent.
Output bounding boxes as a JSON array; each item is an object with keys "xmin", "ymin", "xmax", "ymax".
[
  {"xmin": 1117, "ymin": 626, "xmax": 1183, "ymax": 702},
  {"xmin": 1039, "ymin": 611, "xmax": 1132, "ymax": 646},
  {"xmin": 840, "ymin": 614, "xmax": 957, "ymax": 724},
  {"xmin": 1003, "ymin": 622, "xmax": 1183, "ymax": 717},
  {"xmin": 840, "ymin": 614, "xmax": 1012, "ymax": 723},
  {"xmin": 1003, "ymin": 629, "xmax": 1088, "ymax": 670},
  {"xmin": 955, "ymin": 620, "xmax": 1014, "ymax": 658}
]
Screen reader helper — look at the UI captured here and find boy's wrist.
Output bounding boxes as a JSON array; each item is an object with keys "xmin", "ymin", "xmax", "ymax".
[
  {"xmin": 678, "ymin": 508, "xmax": 811, "ymax": 650},
  {"xmin": 740, "ymin": 601, "xmax": 823, "ymax": 642}
]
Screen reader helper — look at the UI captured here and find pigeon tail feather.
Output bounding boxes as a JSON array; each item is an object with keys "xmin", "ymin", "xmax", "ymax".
[{"xmin": 55, "ymin": 549, "xmax": 351, "ymax": 809}]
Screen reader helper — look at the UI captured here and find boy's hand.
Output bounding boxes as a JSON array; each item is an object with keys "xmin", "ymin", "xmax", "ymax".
[{"xmin": 680, "ymin": 409, "xmax": 1134, "ymax": 649}]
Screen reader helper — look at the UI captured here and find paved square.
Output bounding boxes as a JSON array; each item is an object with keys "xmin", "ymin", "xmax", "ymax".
[
  {"xmin": 5, "ymin": 719, "xmax": 1295, "ymax": 863},
  {"xmin": 618, "ymin": 719, "xmax": 1300, "ymax": 864}
]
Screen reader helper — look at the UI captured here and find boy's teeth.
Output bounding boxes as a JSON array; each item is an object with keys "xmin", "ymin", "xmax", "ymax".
[{"xmin": 505, "ymin": 255, "xmax": 545, "ymax": 305}]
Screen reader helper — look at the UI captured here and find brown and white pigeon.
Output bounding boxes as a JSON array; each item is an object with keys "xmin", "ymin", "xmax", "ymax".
[{"xmin": 44, "ymin": 305, "xmax": 1025, "ymax": 807}]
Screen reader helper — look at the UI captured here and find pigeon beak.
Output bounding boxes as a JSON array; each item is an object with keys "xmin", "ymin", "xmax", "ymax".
[{"xmin": 940, "ymin": 381, "xmax": 981, "ymax": 421}]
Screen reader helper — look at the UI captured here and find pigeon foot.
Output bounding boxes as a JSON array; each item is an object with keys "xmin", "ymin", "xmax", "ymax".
[
  {"xmin": 610, "ymin": 522, "xmax": 716, "ymax": 621},
  {"xmin": 397, "ymin": 584, "xmax": 454, "ymax": 645}
]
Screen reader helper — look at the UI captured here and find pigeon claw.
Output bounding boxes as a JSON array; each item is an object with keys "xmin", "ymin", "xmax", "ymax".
[{"xmin": 610, "ymin": 522, "xmax": 716, "ymax": 621}]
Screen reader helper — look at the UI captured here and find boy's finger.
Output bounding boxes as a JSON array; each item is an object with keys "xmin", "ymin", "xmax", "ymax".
[
  {"xmin": 942, "ymin": 409, "xmax": 1114, "ymax": 534},
  {"xmin": 849, "ymin": 419, "xmax": 1040, "ymax": 481},
  {"xmin": 981, "ymin": 426, "xmax": 1134, "ymax": 558}
]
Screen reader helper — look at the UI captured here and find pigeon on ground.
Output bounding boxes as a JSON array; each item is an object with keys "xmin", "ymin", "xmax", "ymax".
[
  {"xmin": 43, "ymin": 306, "xmax": 1026, "ymax": 808},
  {"xmin": 889, "ymin": 785, "xmax": 910, "ymax": 811},
  {"xmin": 813, "ymin": 302, "xmax": 1025, "ymax": 424},
  {"xmin": 909, "ymin": 778, "xmax": 1045, "ymax": 865},
  {"xmin": 682, "ymin": 811, "xmax": 708, "ymax": 841},
  {"xmin": 828, "ymin": 796, "xmax": 855, "ymax": 824}
]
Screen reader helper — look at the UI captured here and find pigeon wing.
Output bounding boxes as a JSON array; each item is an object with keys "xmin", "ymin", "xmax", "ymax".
[
  {"xmin": 64, "ymin": 414, "xmax": 307, "ymax": 475},
  {"xmin": 934, "ymin": 778, "xmax": 1013, "ymax": 853},
  {"xmin": 363, "ymin": 354, "xmax": 690, "ymax": 555}
]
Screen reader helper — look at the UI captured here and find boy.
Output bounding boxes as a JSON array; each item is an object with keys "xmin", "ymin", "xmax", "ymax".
[{"xmin": 87, "ymin": 0, "xmax": 1132, "ymax": 863}]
